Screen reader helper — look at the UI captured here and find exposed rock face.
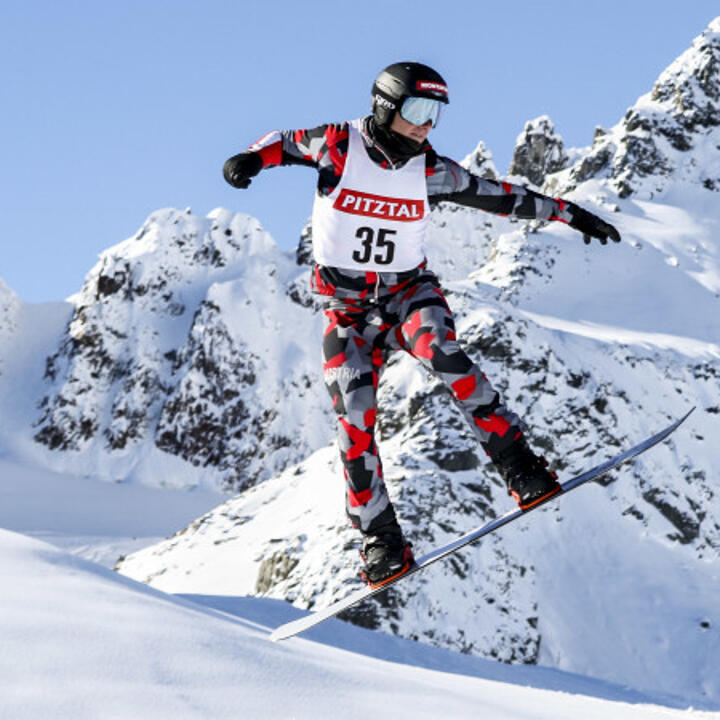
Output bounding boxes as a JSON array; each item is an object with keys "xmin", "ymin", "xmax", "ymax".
[
  {"xmin": 33, "ymin": 207, "xmax": 330, "ymax": 489},
  {"xmin": 551, "ymin": 18, "xmax": 720, "ymax": 197},
  {"xmin": 509, "ymin": 116, "xmax": 568, "ymax": 186},
  {"xmin": 154, "ymin": 299, "xmax": 262, "ymax": 486},
  {"xmin": 460, "ymin": 140, "xmax": 499, "ymax": 180}
]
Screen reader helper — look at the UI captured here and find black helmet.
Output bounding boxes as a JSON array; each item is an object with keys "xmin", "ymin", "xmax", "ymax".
[{"xmin": 371, "ymin": 62, "xmax": 449, "ymax": 127}]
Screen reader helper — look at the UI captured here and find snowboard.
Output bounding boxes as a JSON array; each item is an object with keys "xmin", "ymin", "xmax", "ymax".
[{"xmin": 269, "ymin": 408, "xmax": 694, "ymax": 642}]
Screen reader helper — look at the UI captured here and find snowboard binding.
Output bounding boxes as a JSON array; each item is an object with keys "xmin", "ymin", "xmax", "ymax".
[
  {"xmin": 492, "ymin": 436, "xmax": 561, "ymax": 510},
  {"xmin": 359, "ymin": 523, "xmax": 415, "ymax": 588}
]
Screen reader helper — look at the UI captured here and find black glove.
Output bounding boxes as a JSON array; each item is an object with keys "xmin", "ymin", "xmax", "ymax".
[
  {"xmin": 223, "ymin": 152, "xmax": 263, "ymax": 189},
  {"xmin": 568, "ymin": 204, "xmax": 621, "ymax": 245}
]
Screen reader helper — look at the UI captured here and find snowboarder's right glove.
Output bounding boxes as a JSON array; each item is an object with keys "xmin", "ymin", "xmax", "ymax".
[
  {"xmin": 568, "ymin": 205, "xmax": 621, "ymax": 246},
  {"xmin": 223, "ymin": 152, "xmax": 263, "ymax": 189}
]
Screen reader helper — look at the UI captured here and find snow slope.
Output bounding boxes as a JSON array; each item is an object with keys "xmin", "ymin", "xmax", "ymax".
[
  {"xmin": 2, "ymin": 528, "xmax": 715, "ymax": 720},
  {"xmin": 118, "ymin": 427, "xmax": 719, "ymax": 708}
]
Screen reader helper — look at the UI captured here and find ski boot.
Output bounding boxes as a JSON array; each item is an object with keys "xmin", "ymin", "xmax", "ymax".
[
  {"xmin": 360, "ymin": 522, "xmax": 414, "ymax": 589},
  {"xmin": 493, "ymin": 436, "xmax": 561, "ymax": 510}
]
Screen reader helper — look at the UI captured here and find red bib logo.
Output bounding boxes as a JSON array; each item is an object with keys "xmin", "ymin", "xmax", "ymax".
[{"xmin": 333, "ymin": 189, "xmax": 424, "ymax": 221}]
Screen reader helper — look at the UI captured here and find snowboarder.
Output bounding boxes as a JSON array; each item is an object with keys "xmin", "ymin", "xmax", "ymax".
[{"xmin": 223, "ymin": 62, "xmax": 621, "ymax": 588}]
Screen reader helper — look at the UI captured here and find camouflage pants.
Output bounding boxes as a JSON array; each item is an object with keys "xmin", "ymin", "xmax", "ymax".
[{"xmin": 322, "ymin": 273, "xmax": 525, "ymax": 533}]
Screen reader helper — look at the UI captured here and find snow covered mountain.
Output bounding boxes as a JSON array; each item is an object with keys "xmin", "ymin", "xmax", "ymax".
[
  {"xmin": 23, "ymin": 208, "xmax": 330, "ymax": 490},
  {"xmin": 509, "ymin": 115, "xmax": 569, "ymax": 187},
  {"xmin": 2, "ymin": 15, "xmax": 719, "ymax": 713},
  {"xmin": 548, "ymin": 16, "xmax": 720, "ymax": 200}
]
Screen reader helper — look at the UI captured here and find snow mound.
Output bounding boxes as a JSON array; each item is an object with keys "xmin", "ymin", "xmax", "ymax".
[{"xmin": 2, "ymin": 528, "xmax": 715, "ymax": 719}]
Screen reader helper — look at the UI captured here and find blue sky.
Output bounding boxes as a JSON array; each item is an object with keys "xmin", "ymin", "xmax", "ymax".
[{"xmin": 2, "ymin": 1, "xmax": 718, "ymax": 302}]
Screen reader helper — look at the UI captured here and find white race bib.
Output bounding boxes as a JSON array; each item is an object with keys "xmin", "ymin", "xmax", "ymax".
[{"xmin": 311, "ymin": 119, "xmax": 429, "ymax": 272}]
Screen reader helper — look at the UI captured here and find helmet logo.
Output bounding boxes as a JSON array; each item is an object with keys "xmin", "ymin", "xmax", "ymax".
[
  {"xmin": 373, "ymin": 94, "xmax": 396, "ymax": 109},
  {"xmin": 416, "ymin": 80, "xmax": 448, "ymax": 95}
]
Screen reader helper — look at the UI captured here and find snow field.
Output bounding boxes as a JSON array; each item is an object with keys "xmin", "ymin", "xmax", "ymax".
[{"xmin": 1, "ymin": 528, "xmax": 715, "ymax": 720}]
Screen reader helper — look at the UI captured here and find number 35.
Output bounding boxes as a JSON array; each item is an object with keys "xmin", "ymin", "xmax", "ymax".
[{"xmin": 352, "ymin": 227, "xmax": 396, "ymax": 265}]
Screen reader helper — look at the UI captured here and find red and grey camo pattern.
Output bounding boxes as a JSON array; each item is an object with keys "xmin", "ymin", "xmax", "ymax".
[
  {"xmin": 247, "ymin": 117, "xmax": 574, "ymax": 222},
  {"xmin": 322, "ymin": 269, "xmax": 525, "ymax": 532},
  {"xmin": 243, "ymin": 117, "xmax": 566, "ymax": 532}
]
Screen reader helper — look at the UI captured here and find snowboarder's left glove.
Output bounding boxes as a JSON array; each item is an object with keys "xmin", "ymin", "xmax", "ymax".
[{"xmin": 568, "ymin": 205, "xmax": 621, "ymax": 245}]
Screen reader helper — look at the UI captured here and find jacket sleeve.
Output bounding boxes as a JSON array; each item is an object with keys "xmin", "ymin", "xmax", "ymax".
[
  {"xmin": 225, "ymin": 123, "xmax": 351, "ymax": 199},
  {"xmin": 238, "ymin": 123, "xmax": 347, "ymax": 170},
  {"xmin": 427, "ymin": 154, "xmax": 573, "ymax": 223}
]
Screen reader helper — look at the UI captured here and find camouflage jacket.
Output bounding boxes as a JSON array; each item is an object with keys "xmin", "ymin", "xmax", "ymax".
[{"xmin": 244, "ymin": 116, "xmax": 573, "ymax": 299}]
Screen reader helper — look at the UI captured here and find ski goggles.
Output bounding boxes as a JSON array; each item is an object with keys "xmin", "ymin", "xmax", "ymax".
[{"xmin": 399, "ymin": 96, "xmax": 444, "ymax": 127}]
